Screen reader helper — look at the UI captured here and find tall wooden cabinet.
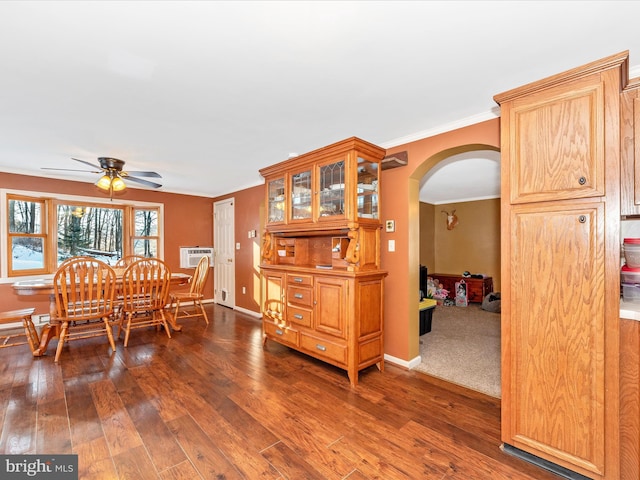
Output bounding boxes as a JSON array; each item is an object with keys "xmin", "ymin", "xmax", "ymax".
[
  {"xmin": 621, "ymin": 77, "xmax": 640, "ymax": 216},
  {"xmin": 494, "ymin": 52, "xmax": 626, "ymax": 479},
  {"xmin": 259, "ymin": 137, "xmax": 387, "ymax": 387}
]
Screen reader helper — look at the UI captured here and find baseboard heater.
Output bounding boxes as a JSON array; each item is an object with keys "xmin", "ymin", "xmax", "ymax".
[{"xmin": 501, "ymin": 444, "xmax": 591, "ymax": 480}]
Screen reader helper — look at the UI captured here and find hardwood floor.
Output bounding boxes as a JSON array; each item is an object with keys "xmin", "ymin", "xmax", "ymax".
[{"xmin": 0, "ymin": 304, "xmax": 560, "ymax": 479}]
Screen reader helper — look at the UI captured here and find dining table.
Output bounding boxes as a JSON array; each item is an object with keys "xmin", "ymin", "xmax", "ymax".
[{"xmin": 12, "ymin": 268, "xmax": 191, "ymax": 356}]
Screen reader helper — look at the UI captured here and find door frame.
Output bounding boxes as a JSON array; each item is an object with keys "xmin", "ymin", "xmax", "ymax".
[{"xmin": 213, "ymin": 198, "xmax": 235, "ymax": 308}]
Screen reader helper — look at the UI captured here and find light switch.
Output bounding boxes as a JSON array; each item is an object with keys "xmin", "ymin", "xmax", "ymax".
[
  {"xmin": 236, "ymin": 242, "xmax": 241, "ymax": 250},
  {"xmin": 388, "ymin": 239, "xmax": 395, "ymax": 252}
]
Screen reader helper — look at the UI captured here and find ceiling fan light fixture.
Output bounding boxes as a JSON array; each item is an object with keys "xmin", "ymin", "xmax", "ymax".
[
  {"xmin": 96, "ymin": 174, "xmax": 112, "ymax": 190},
  {"xmin": 111, "ymin": 176, "xmax": 126, "ymax": 191}
]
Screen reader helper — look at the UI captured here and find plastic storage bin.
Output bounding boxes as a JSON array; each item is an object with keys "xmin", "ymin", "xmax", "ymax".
[
  {"xmin": 624, "ymin": 238, "xmax": 640, "ymax": 268},
  {"xmin": 419, "ymin": 299, "xmax": 437, "ymax": 335},
  {"xmin": 621, "ymin": 265, "xmax": 640, "ymax": 284},
  {"xmin": 622, "ymin": 283, "xmax": 640, "ymax": 303}
]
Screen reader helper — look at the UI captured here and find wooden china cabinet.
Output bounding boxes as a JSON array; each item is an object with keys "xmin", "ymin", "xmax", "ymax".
[
  {"xmin": 494, "ymin": 52, "xmax": 626, "ymax": 479},
  {"xmin": 259, "ymin": 137, "xmax": 387, "ymax": 387}
]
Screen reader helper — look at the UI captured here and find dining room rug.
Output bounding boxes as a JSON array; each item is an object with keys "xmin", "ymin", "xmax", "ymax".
[{"xmin": 413, "ymin": 303, "xmax": 501, "ymax": 398}]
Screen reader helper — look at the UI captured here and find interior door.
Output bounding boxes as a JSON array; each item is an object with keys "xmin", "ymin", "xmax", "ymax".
[{"xmin": 214, "ymin": 198, "xmax": 235, "ymax": 308}]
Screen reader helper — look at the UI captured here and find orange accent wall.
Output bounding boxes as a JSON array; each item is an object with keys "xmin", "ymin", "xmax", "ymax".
[
  {"xmin": 381, "ymin": 118, "xmax": 500, "ymax": 363},
  {"xmin": 1, "ymin": 172, "xmax": 213, "ymax": 316},
  {"xmin": 212, "ymin": 185, "xmax": 264, "ymax": 314}
]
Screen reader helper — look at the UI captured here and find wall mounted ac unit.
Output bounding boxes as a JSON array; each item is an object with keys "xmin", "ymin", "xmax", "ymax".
[{"xmin": 179, "ymin": 247, "xmax": 214, "ymax": 268}]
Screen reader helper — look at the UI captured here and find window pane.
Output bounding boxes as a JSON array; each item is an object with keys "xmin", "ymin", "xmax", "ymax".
[
  {"xmin": 57, "ymin": 204, "xmax": 123, "ymax": 264},
  {"xmin": 135, "ymin": 210, "xmax": 158, "ymax": 236},
  {"xmin": 11, "ymin": 237, "xmax": 45, "ymax": 270},
  {"xmin": 133, "ymin": 239, "xmax": 157, "ymax": 257},
  {"xmin": 9, "ymin": 199, "xmax": 42, "ymax": 233}
]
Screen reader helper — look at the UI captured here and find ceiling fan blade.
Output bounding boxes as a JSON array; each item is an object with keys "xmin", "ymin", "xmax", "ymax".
[
  {"xmin": 42, "ymin": 167, "xmax": 101, "ymax": 173},
  {"xmin": 125, "ymin": 176, "xmax": 162, "ymax": 188},
  {"xmin": 123, "ymin": 171, "xmax": 162, "ymax": 178},
  {"xmin": 71, "ymin": 157, "xmax": 103, "ymax": 170}
]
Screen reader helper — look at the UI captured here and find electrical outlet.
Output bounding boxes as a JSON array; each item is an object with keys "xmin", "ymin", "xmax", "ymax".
[{"xmin": 242, "ymin": 286, "xmax": 246, "ymax": 294}]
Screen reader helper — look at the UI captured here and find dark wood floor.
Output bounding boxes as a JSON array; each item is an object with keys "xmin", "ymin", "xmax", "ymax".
[{"xmin": 0, "ymin": 304, "xmax": 560, "ymax": 479}]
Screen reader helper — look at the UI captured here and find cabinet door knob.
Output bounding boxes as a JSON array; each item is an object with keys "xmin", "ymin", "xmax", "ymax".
[
  {"xmin": 578, "ymin": 215, "xmax": 587, "ymax": 223},
  {"xmin": 578, "ymin": 176, "xmax": 586, "ymax": 185}
]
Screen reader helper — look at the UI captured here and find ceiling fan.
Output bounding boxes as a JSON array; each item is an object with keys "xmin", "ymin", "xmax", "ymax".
[{"xmin": 42, "ymin": 157, "xmax": 162, "ymax": 196}]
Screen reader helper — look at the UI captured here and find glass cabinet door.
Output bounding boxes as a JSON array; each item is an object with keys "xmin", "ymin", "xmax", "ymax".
[
  {"xmin": 290, "ymin": 170, "xmax": 312, "ymax": 220},
  {"xmin": 318, "ymin": 160, "xmax": 345, "ymax": 218},
  {"xmin": 356, "ymin": 157, "xmax": 379, "ymax": 219},
  {"xmin": 267, "ymin": 178, "xmax": 285, "ymax": 223}
]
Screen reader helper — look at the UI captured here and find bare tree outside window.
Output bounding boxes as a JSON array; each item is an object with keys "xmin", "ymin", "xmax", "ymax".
[
  {"xmin": 8, "ymin": 198, "xmax": 46, "ymax": 273},
  {"xmin": 6, "ymin": 195, "xmax": 161, "ymax": 276},
  {"xmin": 57, "ymin": 205, "xmax": 123, "ymax": 264},
  {"xmin": 133, "ymin": 209, "xmax": 159, "ymax": 258}
]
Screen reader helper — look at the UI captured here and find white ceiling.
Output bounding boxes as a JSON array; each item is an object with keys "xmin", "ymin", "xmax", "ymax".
[{"xmin": 1, "ymin": 1, "xmax": 640, "ymax": 202}]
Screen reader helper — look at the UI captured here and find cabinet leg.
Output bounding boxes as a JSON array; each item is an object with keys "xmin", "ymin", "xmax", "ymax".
[{"xmin": 347, "ymin": 369, "xmax": 358, "ymax": 387}]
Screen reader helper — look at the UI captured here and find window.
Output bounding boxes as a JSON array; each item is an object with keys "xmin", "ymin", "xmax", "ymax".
[
  {"xmin": 57, "ymin": 204, "xmax": 123, "ymax": 265},
  {"xmin": 8, "ymin": 196, "xmax": 48, "ymax": 275},
  {"xmin": 5, "ymin": 192, "xmax": 162, "ymax": 277},
  {"xmin": 132, "ymin": 208, "xmax": 159, "ymax": 257}
]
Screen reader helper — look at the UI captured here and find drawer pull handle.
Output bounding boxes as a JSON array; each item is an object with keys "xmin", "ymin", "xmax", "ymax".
[
  {"xmin": 293, "ymin": 314, "xmax": 303, "ymax": 320},
  {"xmin": 294, "ymin": 293, "xmax": 304, "ymax": 299},
  {"xmin": 275, "ymin": 329, "xmax": 283, "ymax": 336},
  {"xmin": 316, "ymin": 344, "xmax": 326, "ymax": 352},
  {"xmin": 293, "ymin": 277, "xmax": 303, "ymax": 283}
]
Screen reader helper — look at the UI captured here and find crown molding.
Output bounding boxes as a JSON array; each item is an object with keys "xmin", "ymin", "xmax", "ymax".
[{"xmin": 379, "ymin": 109, "xmax": 500, "ymax": 149}]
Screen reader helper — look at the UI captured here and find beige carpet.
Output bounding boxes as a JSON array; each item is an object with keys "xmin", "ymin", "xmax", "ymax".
[{"xmin": 414, "ymin": 303, "xmax": 501, "ymax": 398}]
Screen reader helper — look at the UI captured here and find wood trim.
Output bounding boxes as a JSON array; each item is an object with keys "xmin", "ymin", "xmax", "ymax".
[{"xmin": 494, "ymin": 50, "xmax": 628, "ymax": 104}]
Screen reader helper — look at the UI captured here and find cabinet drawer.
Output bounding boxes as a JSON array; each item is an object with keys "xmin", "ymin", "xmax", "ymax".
[
  {"xmin": 288, "ymin": 274, "xmax": 312, "ymax": 286},
  {"xmin": 300, "ymin": 333, "xmax": 346, "ymax": 366},
  {"xmin": 264, "ymin": 320, "xmax": 298, "ymax": 346},
  {"xmin": 287, "ymin": 306, "xmax": 312, "ymax": 328},
  {"xmin": 287, "ymin": 285, "xmax": 313, "ymax": 307}
]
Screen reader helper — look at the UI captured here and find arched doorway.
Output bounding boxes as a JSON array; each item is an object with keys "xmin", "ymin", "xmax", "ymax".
[
  {"xmin": 379, "ymin": 119, "xmax": 500, "ymax": 372},
  {"xmin": 414, "ymin": 148, "xmax": 501, "ymax": 397}
]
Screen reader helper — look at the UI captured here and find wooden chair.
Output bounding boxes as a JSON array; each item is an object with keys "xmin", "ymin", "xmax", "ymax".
[
  {"xmin": 58, "ymin": 255, "xmax": 95, "ymax": 267},
  {"xmin": 170, "ymin": 255, "xmax": 210, "ymax": 326},
  {"xmin": 118, "ymin": 258, "xmax": 172, "ymax": 347},
  {"xmin": 0, "ymin": 308, "xmax": 40, "ymax": 354},
  {"xmin": 52, "ymin": 258, "xmax": 117, "ymax": 362},
  {"xmin": 113, "ymin": 255, "xmax": 146, "ymax": 321},
  {"xmin": 115, "ymin": 255, "xmax": 146, "ymax": 268}
]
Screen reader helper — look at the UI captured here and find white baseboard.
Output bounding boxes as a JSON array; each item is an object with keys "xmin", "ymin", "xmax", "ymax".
[
  {"xmin": 384, "ymin": 353, "xmax": 422, "ymax": 370},
  {"xmin": 234, "ymin": 306, "xmax": 262, "ymax": 318}
]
